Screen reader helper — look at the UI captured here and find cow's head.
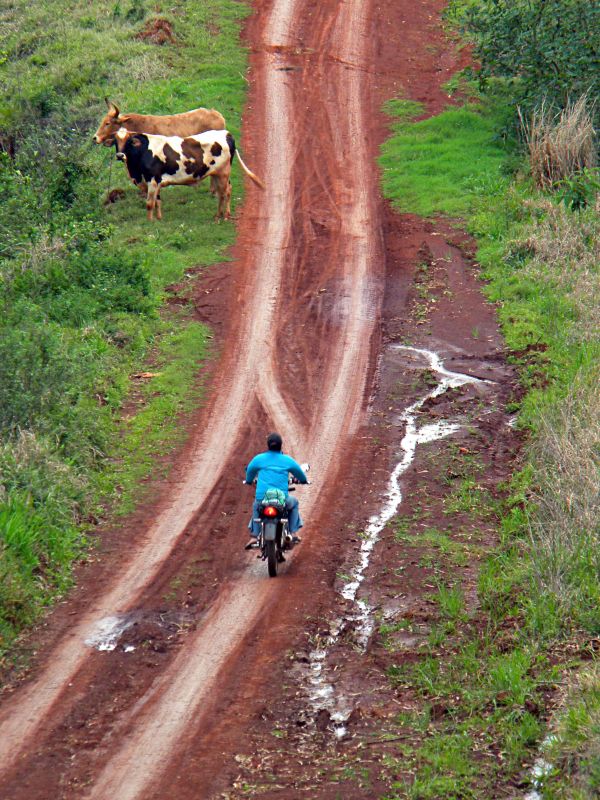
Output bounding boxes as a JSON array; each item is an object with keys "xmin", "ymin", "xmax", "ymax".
[
  {"xmin": 93, "ymin": 98, "xmax": 132, "ymax": 146},
  {"xmin": 114, "ymin": 128, "xmax": 144, "ymax": 162}
]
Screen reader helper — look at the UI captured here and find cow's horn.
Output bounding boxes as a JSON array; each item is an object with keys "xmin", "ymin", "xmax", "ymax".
[{"xmin": 105, "ymin": 97, "xmax": 120, "ymax": 115}]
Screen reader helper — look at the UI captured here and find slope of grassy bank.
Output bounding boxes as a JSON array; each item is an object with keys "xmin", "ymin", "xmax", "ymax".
[
  {"xmin": 0, "ymin": 0, "xmax": 250, "ymax": 657},
  {"xmin": 379, "ymin": 95, "xmax": 599, "ymax": 797}
]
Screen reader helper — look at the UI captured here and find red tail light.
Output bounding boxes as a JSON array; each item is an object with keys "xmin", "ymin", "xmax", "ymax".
[{"xmin": 263, "ymin": 505, "xmax": 278, "ymax": 517}]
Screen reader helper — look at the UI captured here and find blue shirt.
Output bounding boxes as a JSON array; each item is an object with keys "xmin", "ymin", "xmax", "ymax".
[{"xmin": 245, "ymin": 451, "xmax": 308, "ymax": 500}]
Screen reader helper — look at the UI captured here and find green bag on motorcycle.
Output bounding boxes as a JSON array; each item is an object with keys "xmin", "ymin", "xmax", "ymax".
[{"xmin": 261, "ymin": 488, "xmax": 286, "ymax": 509}]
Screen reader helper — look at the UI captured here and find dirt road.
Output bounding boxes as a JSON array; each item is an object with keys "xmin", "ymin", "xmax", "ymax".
[
  {"xmin": 0, "ymin": 0, "xmax": 514, "ymax": 798},
  {"xmin": 0, "ymin": 0, "xmax": 382, "ymax": 796}
]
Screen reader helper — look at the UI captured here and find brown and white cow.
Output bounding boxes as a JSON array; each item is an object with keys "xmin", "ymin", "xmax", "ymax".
[
  {"xmin": 93, "ymin": 98, "xmax": 226, "ymax": 145},
  {"xmin": 114, "ymin": 127, "xmax": 265, "ymax": 221}
]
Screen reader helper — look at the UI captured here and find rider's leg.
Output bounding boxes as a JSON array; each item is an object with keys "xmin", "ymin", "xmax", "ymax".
[
  {"xmin": 248, "ymin": 499, "xmax": 261, "ymax": 535},
  {"xmin": 285, "ymin": 495, "xmax": 303, "ymax": 534},
  {"xmin": 245, "ymin": 500, "xmax": 261, "ymax": 548}
]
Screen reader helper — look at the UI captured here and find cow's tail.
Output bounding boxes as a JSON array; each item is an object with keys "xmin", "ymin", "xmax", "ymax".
[{"xmin": 235, "ymin": 149, "xmax": 266, "ymax": 190}]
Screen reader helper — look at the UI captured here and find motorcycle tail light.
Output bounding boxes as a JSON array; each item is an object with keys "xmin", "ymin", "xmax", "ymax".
[{"xmin": 263, "ymin": 505, "xmax": 278, "ymax": 517}]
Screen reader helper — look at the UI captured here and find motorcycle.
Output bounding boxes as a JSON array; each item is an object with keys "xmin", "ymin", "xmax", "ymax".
[{"xmin": 245, "ymin": 464, "xmax": 310, "ymax": 578}]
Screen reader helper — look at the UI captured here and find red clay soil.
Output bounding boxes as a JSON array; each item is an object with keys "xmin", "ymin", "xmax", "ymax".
[{"xmin": 0, "ymin": 2, "xmax": 519, "ymax": 799}]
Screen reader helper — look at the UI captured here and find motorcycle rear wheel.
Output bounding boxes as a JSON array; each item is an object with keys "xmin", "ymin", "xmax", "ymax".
[{"xmin": 266, "ymin": 540, "xmax": 278, "ymax": 577}]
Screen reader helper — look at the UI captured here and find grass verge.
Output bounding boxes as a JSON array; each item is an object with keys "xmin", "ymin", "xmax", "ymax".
[
  {"xmin": 379, "ymin": 94, "xmax": 599, "ymax": 796},
  {"xmin": 0, "ymin": 0, "xmax": 250, "ymax": 658}
]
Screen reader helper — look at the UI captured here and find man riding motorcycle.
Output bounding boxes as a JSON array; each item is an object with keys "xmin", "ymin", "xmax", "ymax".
[{"xmin": 244, "ymin": 432, "xmax": 308, "ymax": 550}]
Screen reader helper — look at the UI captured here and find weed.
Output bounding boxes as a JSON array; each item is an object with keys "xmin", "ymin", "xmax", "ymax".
[
  {"xmin": 520, "ymin": 96, "xmax": 597, "ymax": 190},
  {"xmin": 435, "ymin": 582, "xmax": 465, "ymax": 622}
]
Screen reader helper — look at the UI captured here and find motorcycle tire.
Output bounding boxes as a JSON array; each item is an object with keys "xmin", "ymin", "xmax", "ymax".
[{"xmin": 266, "ymin": 539, "xmax": 278, "ymax": 578}]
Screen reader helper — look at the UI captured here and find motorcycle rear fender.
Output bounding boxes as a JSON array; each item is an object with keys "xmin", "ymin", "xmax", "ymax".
[{"xmin": 263, "ymin": 521, "xmax": 278, "ymax": 541}]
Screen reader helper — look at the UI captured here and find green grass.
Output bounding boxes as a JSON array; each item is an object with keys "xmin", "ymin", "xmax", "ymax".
[
  {"xmin": 387, "ymin": 631, "xmax": 550, "ymax": 795},
  {"xmin": 435, "ymin": 582, "xmax": 465, "ymax": 622},
  {"xmin": 380, "ymin": 90, "xmax": 600, "ymax": 625},
  {"xmin": 379, "ymin": 87, "xmax": 600, "ymax": 796},
  {"xmin": 380, "ymin": 102, "xmax": 510, "ymax": 217},
  {"xmin": 0, "ymin": 0, "xmax": 250, "ymax": 657},
  {"xmin": 98, "ymin": 316, "xmax": 212, "ymax": 514}
]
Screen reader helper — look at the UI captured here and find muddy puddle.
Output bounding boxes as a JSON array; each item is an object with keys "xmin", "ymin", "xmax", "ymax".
[{"xmin": 84, "ymin": 609, "xmax": 195, "ymax": 653}]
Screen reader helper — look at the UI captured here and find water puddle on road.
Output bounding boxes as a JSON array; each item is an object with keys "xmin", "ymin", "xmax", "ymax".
[
  {"xmin": 84, "ymin": 608, "xmax": 194, "ymax": 653},
  {"xmin": 302, "ymin": 345, "xmax": 491, "ymax": 736},
  {"xmin": 84, "ymin": 614, "xmax": 136, "ymax": 652}
]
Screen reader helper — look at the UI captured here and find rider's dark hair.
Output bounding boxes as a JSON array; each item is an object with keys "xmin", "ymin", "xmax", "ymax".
[{"xmin": 267, "ymin": 432, "xmax": 283, "ymax": 452}]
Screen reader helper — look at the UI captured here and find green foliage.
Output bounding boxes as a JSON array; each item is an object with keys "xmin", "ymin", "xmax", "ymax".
[
  {"xmin": 0, "ymin": 431, "xmax": 86, "ymax": 642},
  {"xmin": 452, "ymin": 0, "xmax": 600, "ymax": 117},
  {"xmin": 0, "ymin": 0, "xmax": 250, "ymax": 654},
  {"xmin": 558, "ymin": 169, "xmax": 600, "ymax": 211}
]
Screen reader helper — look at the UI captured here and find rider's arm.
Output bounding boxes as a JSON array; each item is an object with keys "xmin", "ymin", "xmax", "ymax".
[
  {"xmin": 245, "ymin": 455, "xmax": 260, "ymax": 484},
  {"xmin": 288, "ymin": 458, "xmax": 308, "ymax": 484}
]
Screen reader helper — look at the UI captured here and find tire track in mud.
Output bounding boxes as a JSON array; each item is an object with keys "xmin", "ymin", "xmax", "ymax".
[{"xmin": 0, "ymin": 0, "xmax": 382, "ymax": 795}]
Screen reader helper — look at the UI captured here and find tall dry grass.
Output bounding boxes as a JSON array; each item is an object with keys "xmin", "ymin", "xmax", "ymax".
[
  {"xmin": 528, "ymin": 365, "xmax": 600, "ymax": 612},
  {"xmin": 520, "ymin": 95, "xmax": 597, "ymax": 189},
  {"xmin": 510, "ymin": 196, "xmax": 600, "ymax": 620}
]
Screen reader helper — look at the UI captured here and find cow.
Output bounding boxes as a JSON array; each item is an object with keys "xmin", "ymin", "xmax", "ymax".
[
  {"xmin": 114, "ymin": 127, "xmax": 265, "ymax": 221},
  {"xmin": 95, "ymin": 98, "xmax": 226, "ymax": 198},
  {"xmin": 93, "ymin": 98, "xmax": 226, "ymax": 146}
]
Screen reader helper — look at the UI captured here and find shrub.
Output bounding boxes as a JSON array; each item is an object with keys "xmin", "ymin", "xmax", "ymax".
[
  {"xmin": 457, "ymin": 0, "xmax": 600, "ymax": 118},
  {"xmin": 558, "ymin": 169, "xmax": 600, "ymax": 213},
  {"xmin": 519, "ymin": 96, "xmax": 597, "ymax": 190},
  {"xmin": 0, "ymin": 314, "xmax": 94, "ymax": 434}
]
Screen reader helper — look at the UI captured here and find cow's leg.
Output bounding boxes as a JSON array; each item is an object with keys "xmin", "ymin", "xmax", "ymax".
[
  {"xmin": 146, "ymin": 180, "xmax": 159, "ymax": 221},
  {"xmin": 209, "ymin": 175, "xmax": 217, "ymax": 196},
  {"xmin": 225, "ymin": 180, "xmax": 232, "ymax": 218},
  {"xmin": 130, "ymin": 178, "xmax": 147, "ymax": 197},
  {"xmin": 214, "ymin": 173, "xmax": 231, "ymax": 220},
  {"xmin": 155, "ymin": 185, "xmax": 162, "ymax": 220}
]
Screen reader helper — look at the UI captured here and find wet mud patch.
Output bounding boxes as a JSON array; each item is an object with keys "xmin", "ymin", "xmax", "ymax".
[{"xmin": 85, "ymin": 608, "xmax": 197, "ymax": 654}]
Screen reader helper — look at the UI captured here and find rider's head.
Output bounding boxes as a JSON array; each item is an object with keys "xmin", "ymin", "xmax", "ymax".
[{"xmin": 267, "ymin": 432, "xmax": 283, "ymax": 452}]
